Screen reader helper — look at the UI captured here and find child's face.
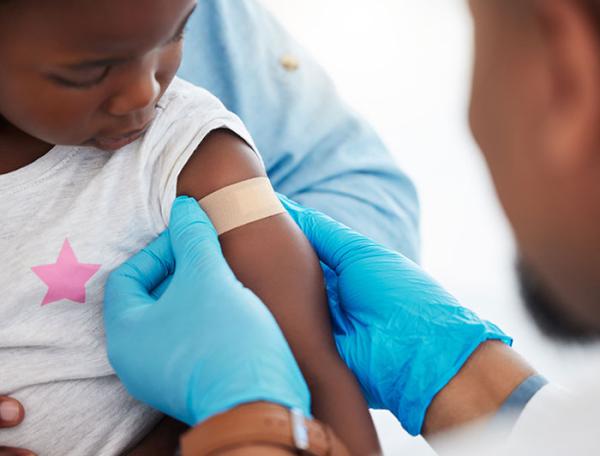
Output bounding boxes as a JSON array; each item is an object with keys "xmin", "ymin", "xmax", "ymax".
[{"xmin": 0, "ymin": 0, "xmax": 197, "ymax": 150}]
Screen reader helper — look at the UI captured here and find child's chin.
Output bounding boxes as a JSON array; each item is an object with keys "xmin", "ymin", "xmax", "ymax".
[{"xmin": 91, "ymin": 130, "xmax": 146, "ymax": 151}]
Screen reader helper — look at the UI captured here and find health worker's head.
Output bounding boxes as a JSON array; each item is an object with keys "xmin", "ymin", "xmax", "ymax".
[
  {"xmin": 469, "ymin": 0, "xmax": 600, "ymax": 340},
  {"xmin": 0, "ymin": 0, "xmax": 197, "ymax": 151}
]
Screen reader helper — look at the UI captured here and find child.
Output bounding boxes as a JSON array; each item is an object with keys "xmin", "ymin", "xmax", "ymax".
[{"xmin": 0, "ymin": 0, "xmax": 380, "ymax": 455}]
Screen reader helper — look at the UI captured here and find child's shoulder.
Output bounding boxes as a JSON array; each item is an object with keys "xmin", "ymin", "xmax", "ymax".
[
  {"xmin": 141, "ymin": 77, "xmax": 237, "ymax": 157},
  {"xmin": 143, "ymin": 77, "xmax": 246, "ymax": 159},
  {"xmin": 157, "ymin": 77, "xmax": 226, "ymax": 120},
  {"xmin": 137, "ymin": 77, "xmax": 258, "ymax": 227}
]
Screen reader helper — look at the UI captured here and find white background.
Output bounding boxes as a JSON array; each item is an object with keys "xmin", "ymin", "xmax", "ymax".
[{"xmin": 260, "ymin": 1, "xmax": 600, "ymax": 453}]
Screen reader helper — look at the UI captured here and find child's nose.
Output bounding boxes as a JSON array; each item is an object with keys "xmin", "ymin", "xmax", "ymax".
[{"xmin": 105, "ymin": 67, "xmax": 161, "ymax": 118}]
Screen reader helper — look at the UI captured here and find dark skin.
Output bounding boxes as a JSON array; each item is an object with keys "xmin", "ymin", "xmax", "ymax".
[
  {"xmin": 0, "ymin": 397, "xmax": 29, "ymax": 456},
  {"xmin": 178, "ymin": 132, "xmax": 534, "ymax": 452},
  {"xmin": 0, "ymin": 1, "xmax": 195, "ymax": 454},
  {"xmin": 177, "ymin": 130, "xmax": 381, "ymax": 455},
  {"xmin": 469, "ymin": 0, "xmax": 600, "ymax": 333},
  {"xmin": 0, "ymin": 0, "xmax": 536, "ymax": 455},
  {"xmin": 0, "ymin": 0, "xmax": 194, "ymax": 159},
  {"xmin": 0, "ymin": 0, "xmax": 380, "ymax": 454}
]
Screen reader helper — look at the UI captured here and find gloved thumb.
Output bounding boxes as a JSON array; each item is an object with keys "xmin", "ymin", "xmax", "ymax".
[
  {"xmin": 104, "ymin": 230, "xmax": 173, "ymax": 318},
  {"xmin": 279, "ymin": 194, "xmax": 380, "ymax": 274},
  {"xmin": 168, "ymin": 196, "xmax": 234, "ymax": 279}
]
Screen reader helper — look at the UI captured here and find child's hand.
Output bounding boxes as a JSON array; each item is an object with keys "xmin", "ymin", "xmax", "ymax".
[
  {"xmin": 104, "ymin": 197, "xmax": 310, "ymax": 426},
  {"xmin": 280, "ymin": 195, "xmax": 512, "ymax": 436},
  {"xmin": 0, "ymin": 396, "xmax": 35, "ymax": 456}
]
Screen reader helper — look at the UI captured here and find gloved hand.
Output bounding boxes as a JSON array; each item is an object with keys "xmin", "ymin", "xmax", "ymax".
[
  {"xmin": 280, "ymin": 195, "xmax": 512, "ymax": 436},
  {"xmin": 104, "ymin": 196, "xmax": 310, "ymax": 426}
]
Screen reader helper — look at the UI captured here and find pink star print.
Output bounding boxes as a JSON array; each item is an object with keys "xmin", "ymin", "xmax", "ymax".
[{"xmin": 31, "ymin": 239, "xmax": 101, "ymax": 306}]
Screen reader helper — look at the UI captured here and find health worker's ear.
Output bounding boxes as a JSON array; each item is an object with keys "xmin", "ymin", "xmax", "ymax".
[{"xmin": 532, "ymin": 0, "xmax": 600, "ymax": 175}]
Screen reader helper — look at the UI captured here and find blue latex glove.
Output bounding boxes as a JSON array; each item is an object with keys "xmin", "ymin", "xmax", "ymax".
[
  {"xmin": 280, "ymin": 195, "xmax": 512, "ymax": 436},
  {"xmin": 104, "ymin": 196, "xmax": 310, "ymax": 426}
]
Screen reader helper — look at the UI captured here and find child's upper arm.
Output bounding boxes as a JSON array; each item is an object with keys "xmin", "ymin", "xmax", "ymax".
[
  {"xmin": 176, "ymin": 129, "xmax": 336, "ymax": 364},
  {"xmin": 177, "ymin": 129, "xmax": 266, "ymax": 197},
  {"xmin": 175, "ymin": 129, "xmax": 381, "ymax": 454}
]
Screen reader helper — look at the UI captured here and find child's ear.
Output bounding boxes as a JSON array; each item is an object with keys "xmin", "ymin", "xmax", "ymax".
[{"xmin": 176, "ymin": 129, "xmax": 265, "ymax": 200}]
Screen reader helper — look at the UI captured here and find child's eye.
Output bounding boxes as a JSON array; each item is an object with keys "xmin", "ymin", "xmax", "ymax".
[
  {"xmin": 170, "ymin": 26, "xmax": 188, "ymax": 44},
  {"xmin": 49, "ymin": 67, "xmax": 111, "ymax": 90}
]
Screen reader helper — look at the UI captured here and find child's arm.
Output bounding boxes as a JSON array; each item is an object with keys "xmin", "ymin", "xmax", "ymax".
[{"xmin": 177, "ymin": 130, "xmax": 380, "ymax": 455}]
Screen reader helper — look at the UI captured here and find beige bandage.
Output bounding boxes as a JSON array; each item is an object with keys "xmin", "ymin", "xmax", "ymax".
[{"xmin": 198, "ymin": 177, "xmax": 286, "ymax": 236}]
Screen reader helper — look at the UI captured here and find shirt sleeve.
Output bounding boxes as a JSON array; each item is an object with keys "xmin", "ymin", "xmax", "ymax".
[
  {"xmin": 487, "ymin": 375, "xmax": 549, "ymax": 435},
  {"xmin": 144, "ymin": 79, "xmax": 262, "ymax": 231},
  {"xmin": 177, "ymin": 0, "xmax": 420, "ymax": 261}
]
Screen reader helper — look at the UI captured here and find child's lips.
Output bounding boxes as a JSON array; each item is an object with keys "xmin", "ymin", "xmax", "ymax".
[{"xmin": 91, "ymin": 123, "xmax": 152, "ymax": 151}]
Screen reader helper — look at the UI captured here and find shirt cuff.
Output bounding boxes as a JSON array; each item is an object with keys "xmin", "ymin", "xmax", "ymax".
[{"xmin": 490, "ymin": 374, "xmax": 549, "ymax": 431}]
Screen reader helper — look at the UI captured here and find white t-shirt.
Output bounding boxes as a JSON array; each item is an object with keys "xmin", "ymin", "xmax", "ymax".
[{"xmin": 0, "ymin": 77, "xmax": 259, "ymax": 456}]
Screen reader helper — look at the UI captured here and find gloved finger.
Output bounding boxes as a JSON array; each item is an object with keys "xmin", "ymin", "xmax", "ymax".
[
  {"xmin": 104, "ymin": 231, "xmax": 173, "ymax": 316},
  {"xmin": 321, "ymin": 263, "xmax": 351, "ymax": 336},
  {"xmin": 150, "ymin": 273, "xmax": 174, "ymax": 300},
  {"xmin": 168, "ymin": 196, "xmax": 230, "ymax": 275},
  {"xmin": 0, "ymin": 397, "xmax": 24, "ymax": 428},
  {"xmin": 279, "ymin": 194, "xmax": 378, "ymax": 273},
  {"xmin": 0, "ymin": 448, "xmax": 36, "ymax": 456},
  {"xmin": 122, "ymin": 230, "xmax": 174, "ymax": 292}
]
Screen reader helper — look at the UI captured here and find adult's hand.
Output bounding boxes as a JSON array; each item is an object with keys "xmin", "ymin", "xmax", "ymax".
[
  {"xmin": 280, "ymin": 196, "xmax": 514, "ymax": 436},
  {"xmin": 0, "ymin": 397, "xmax": 34, "ymax": 456},
  {"xmin": 104, "ymin": 197, "xmax": 310, "ymax": 426}
]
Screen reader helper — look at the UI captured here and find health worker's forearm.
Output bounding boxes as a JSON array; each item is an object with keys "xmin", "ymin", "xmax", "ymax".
[{"xmin": 422, "ymin": 341, "xmax": 536, "ymax": 438}]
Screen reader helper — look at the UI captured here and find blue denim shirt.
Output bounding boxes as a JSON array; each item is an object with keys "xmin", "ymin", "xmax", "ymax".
[{"xmin": 177, "ymin": 0, "xmax": 420, "ymax": 261}]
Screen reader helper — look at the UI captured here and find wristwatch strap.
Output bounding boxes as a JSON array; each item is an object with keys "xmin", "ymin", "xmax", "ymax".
[{"xmin": 180, "ymin": 403, "xmax": 350, "ymax": 455}]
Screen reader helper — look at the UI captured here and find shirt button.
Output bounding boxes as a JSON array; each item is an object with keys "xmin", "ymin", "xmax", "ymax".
[{"xmin": 280, "ymin": 54, "xmax": 300, "ymax": 72}]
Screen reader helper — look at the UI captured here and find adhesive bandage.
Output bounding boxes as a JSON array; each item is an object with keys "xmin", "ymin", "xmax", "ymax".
[{"xmin": 198, "ymin": 177, "xmax": 286, "ymax": 236}]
